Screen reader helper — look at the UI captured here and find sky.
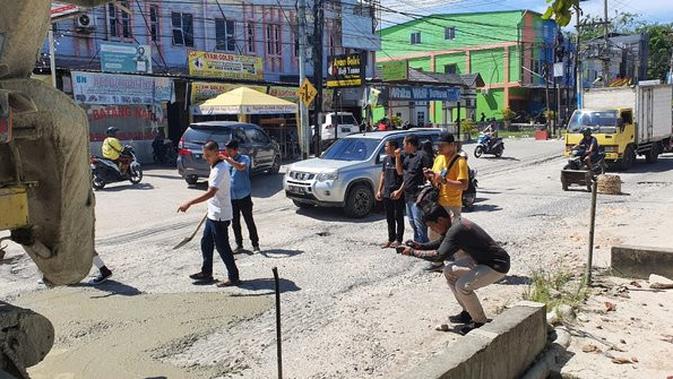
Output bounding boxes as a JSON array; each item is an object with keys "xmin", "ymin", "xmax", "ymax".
[{"xmin": 379, "ymin": 0, "xmax": 673, "ymax": 27}]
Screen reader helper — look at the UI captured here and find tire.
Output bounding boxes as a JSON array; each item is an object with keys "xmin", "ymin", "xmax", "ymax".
[
  {"xmin": 185, "ymin": 175, "xmax": 198, "ymax": 185},
  {"xmin": 474, "ymin": 145, "xmax": 484, "ymax": 158},
  {"xmin": 129, "ymin": 166, "xmax": 143, "ymax": 184},
  {"xmin": 462, "ymin": 193, "xmax": 475, "ymax": 208},
  {"xmin": 561, "ymin": 175, "xmax": 568, "ymax": 191},
  {"xmin": 344, "ymin": 184, "xmax": 375, "ymax": 218},
  {"xmin": 645, "ymin": 145, "xmax": 659, "ymax": 164},
  {"xmin": 292, "ymin": 200, "xmax": 313, "ymax": 209},
  {"xmin": 268, "ymin": 156, "xmax": 281, "ymax": 175},
  {"xmin": 92, "ymin": 176, "xmax": 106, "ymax": 190},
  {"xmin": 494, "ymin": 145, "xmax": 504, "ymax": 158},
  {"xmin": 620, "ymin": 145, "xmax": 636, "ymax": 171}
]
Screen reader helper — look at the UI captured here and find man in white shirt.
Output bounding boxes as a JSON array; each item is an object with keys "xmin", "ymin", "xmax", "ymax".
[{"xmin": 178, "ymin": 140, "xmax": 240, "ymax": 286}]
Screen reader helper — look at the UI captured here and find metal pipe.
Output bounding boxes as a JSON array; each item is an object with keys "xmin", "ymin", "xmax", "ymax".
[
  {"xmin": 586, "ymin": 179, "xmax": 598, "ymax": 285},
  {"xmin": 272, "ymin": 267, "xmax": 283, "ymax": 379},
  {"xmin": 48, "ymin": 30, "xmax": 57, "ymax": 88}
]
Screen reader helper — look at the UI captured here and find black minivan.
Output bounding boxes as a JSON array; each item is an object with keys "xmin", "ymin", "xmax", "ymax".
[{"xmin": 177, "ymin": 122, "xmax": 281, "ymax": 185}]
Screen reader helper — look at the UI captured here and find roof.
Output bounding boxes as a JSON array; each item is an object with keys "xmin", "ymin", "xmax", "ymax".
[
  {"xmin": 460, "ymin": 74, "xmax": 486, "ymax": 88},
  {"xmin": 408, "ymin": 68, "xmax": 467, "ymax": 87},
  {"xmin": 380, "ymin": 9, "xmax": 535, "ymax": 33},
  {"xmin": 346, "ymin": 128, "xmax": 444, "ymax": 140}
]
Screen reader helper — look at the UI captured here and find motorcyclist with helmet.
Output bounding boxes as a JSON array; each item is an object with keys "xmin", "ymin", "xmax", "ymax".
[
  {"xmin": 574, "ymin": 128, "xmax": 600, "ymax": 169},
  {"xmin": 102, "ymin": 126, "xmax": 126, "ymax": 174}
]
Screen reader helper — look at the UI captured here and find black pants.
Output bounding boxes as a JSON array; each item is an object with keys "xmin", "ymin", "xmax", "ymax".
[
  {"xmin": 383, "ymin": 197, "xmax": 405, "ymax": 243},
  {"xmin": 232, "ymin": 195, "xmax": 259, "ymax": 248},
  {"xmin": 200, "ymin": 219, "xmax": 239, "ymax": 281}
]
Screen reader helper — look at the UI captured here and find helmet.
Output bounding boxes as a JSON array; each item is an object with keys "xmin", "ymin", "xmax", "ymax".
[
  {"xmin": 106, "ymin": 127, "xmax": 119, "ymax": 136},
  {"xmin": 582, "ymin": 128, "xmax": 592, "ymax": 137}
]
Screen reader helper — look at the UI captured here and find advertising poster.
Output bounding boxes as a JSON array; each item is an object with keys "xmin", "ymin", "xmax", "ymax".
[
  {"xmin": 327, "ymin": 53, "xmax": 364, "ymax": 88},
  {"xmin": 71, "ymin": 71, "xmax": 173, "ymax": 105},
  {"xmin": 101, "ymin": 43, "xmax": 152, "ymax": 74},
  {"xmin": 188, "ymin": 51, "xmax": 264, "ymax": 81}
]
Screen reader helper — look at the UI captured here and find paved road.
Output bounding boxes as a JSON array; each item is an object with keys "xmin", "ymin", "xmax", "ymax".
[{"xmin": 4, "ymin": 137, "xmax": 673, "ymax": 378}]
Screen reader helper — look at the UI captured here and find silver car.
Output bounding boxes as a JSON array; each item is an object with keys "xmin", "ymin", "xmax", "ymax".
[
  {"xmin": 177, "ymin": 122, "xmax": 281, "ymax": 185},
  {"xmin": 284, "ymin": 128, "xmax": 444, "ymax": 218}
]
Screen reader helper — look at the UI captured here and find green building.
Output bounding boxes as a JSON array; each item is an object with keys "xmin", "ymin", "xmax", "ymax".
[{"xmin": 376, "ymin": 10, "xmax": 559, "ymax": 124}]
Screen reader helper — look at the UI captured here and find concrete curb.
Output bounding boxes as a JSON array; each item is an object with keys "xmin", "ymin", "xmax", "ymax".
[
  {"xmin": 611, "ymin": 245, "xmax": 673, "ymax": 279},
  {"xmin": 398, "ymin": 301, "xmax": 547, "ymax": 379}
]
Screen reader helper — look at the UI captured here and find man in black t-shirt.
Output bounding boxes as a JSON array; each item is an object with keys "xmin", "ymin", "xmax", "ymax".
[
  {"xmin": 394, "ymin": 134, "xmax": 428, "ymax": 243},
  {"xmin": 376, "ymin": 139, "xmax": 405, "ymax": 248},
  {"xmin": 400, "ymin": 205, "xmax": 510, "ymax": 335}
]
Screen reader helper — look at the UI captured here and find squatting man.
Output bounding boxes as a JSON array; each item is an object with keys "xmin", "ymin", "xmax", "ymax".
[{"xmin": 399, "ymin": 205, "xmax": 510, "ymax": 335}]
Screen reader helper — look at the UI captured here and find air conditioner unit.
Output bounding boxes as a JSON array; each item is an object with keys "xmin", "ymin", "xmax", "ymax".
[{"xmin": 75, "ymin": 14, "xmax": 94, "ymax": 32}]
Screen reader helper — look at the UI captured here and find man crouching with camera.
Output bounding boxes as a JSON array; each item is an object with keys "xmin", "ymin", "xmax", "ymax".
[{"xmin": 399, "ymin": 205, "xmax": 510, "ymax": 335}]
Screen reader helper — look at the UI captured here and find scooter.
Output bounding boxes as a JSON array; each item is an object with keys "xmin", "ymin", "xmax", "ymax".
[
  {"xmin": 462, "ymin": 168, "xmax": 478, "ymax": 209},
  {"xmin": 91, "ymin": 146, "xmax": 143, "ymax": 190},
  {"xmin": 474, "ymin": 133, "xmax": 504, "ymax": 158}
]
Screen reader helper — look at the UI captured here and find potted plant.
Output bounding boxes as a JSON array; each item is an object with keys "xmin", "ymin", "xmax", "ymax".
[
  {"xmin": 501, "ymin": 108, "xmax": 516, "ymax": 131},
  {"xmin": 461, "ymin": 118, "xmax": 477, "ymax": 141}
]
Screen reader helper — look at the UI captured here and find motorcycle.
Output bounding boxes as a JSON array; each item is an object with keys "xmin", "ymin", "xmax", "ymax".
[
  {"xmin": 91, "ymin": 145, "xmax": 143, "ymax": 190},
  {"xmin": 462, "ymin": 167, "xmax": 478, "ymax": 209},
  {"xmin": 560, "ymin": 148, "xmax": 606, "ymax": 192},
  {"xmin": 474, "ymin": 133, "xmax": 504, "ymax": 158},
  {"xmin": 152, "ymin": 138, "xmax": 177, "ymax": 166}
]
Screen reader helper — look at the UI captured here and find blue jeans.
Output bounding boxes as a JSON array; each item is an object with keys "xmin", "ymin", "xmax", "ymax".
[
  {"xmin": 201, "ymin": 219, "xmax": 239, "ymax": 281},
  {"xmin": 406, "ymin": 200, "xmax": 428, "ymax": 243}
]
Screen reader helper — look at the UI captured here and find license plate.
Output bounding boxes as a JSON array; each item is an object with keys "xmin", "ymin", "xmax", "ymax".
[
  {"xmin": 193, "ymin": 153, "xmax": 202, "ymax": 159},
  {"xmin": 288, "ymin": 185, "xmax": 307, "ymax": 194}
]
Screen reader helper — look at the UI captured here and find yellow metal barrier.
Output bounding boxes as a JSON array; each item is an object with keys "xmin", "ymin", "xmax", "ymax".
[{"xmin": 0, "ymin": 186, "xmax": 29, "ymax": 230}]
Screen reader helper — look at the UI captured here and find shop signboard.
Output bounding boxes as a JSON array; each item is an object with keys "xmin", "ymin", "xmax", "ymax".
[
  {"xmin": 327, "ymin": 53, "xmax": 364, "ymax": 88},
  {"xmin": 51, "ymin": 2, "xmax": 80, "ymax": 20},
  {"xmin": 71, "ymin": 71, "xmax": 173, "ymax": 105},
  {"xmin": 86, "ymin": 104, "xmax": 167, "ymax": 142},
  {"xmin": 382, "ymin": 60, "xmax": 408, "ymax": 82},
  {"xmin": 384, "ymin": 86, "xmax": 461, "ymax": 102},
  {"xmin": 188, "ymin": 51, "xmax": 264, "ymax": 81},
  {"xmin": 100, "ymin": 43, "xmax": 152, "ymax": 74}
]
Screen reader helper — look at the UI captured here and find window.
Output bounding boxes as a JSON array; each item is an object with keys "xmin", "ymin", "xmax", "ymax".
[
  {"xmin": 107, "ymin": 2, "xmax": 132, "ymax": 39},
  {"xmin": 444, "ymin": 64, "xmax": 457, "ymax": 74},
  {"xmin": 266, "ymin": 24, "xmax": 281, "ymax": 56},
  {"xmin": 233, "ymin": 128, "xmax": 249, "ymax": 144},
  {"xmin": 246, "ymin": 128, "xmax": 271, "ymax": 145},
  {"xmin": 215, "ymin": 18, "xmax": 236, "ymax": 51},
  {"xmin": 149, "ymin": 4, "xmax": 159, "ymax": 42},
  {"xmin": 410, "ymin": 31, "xmax": 421, "ymax": 45},
  {"xmin": 293, "ymin": 33, "xmax": 299, "ymax": 57},
  {"xmin": 246, "ymin": 23, "xmax": 256, "ymax": 53},
  {"xmin": 444, "ymin": 27, "xmax": 455, "ymax": 40},
  {"xmin": 171, "ymin": 12, "xmax": 194, "ymax": 47}
]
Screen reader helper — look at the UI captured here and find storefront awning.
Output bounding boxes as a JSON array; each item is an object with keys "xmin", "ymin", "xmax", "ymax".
[{"xmin": 196, "ymin": 86, "xmax": 298, "ymax": 115}]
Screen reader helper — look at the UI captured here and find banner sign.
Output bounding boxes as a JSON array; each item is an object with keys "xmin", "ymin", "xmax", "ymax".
[
  {"xmin": 101, "ymin": 43, "xmax": 152, "ymax": 74},
  {"xmin": 51, "ymin": 2, "xmax": 80, "ymax": 20},
  {"xmin": 72, "ymin": 71, "xmax": 173, "ymax": 105},
  {"xmin": 385, "ymin": 86, "xmax": 461, "ymax": 102},
  {"xmin": 195, "ymin": 104, "xmax": 297, "ymax": 116},
  {"xmin": 188, "ymin": 51, "xmax": 264, "ymax": 81},
  {"xmin": 381, "ymin": 61, "xmax": 408, "ymax": 82},
  {"xmin": 190, "ymin": 82, "xmax": 265, "ymax": 105},
  {"xmin": 86, "ymin": 104, "xmax": 167, "ymax": 142},
  {"xmin": 327, "ymin": 53, "xmax": 364, "ymax": 88}
]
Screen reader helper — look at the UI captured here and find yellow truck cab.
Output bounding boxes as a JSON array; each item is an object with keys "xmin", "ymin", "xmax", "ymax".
[{"xmin": 564, "ymin": 84, "xmax": 673, "ymax": 170}]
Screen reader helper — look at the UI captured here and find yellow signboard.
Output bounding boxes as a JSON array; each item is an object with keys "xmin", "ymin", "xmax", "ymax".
[
  {"xmin": 191, "ymin": 82, "xmax": 265, "ymax": 105},
  {"xmin": 188, "ymin": 51, "xmax": 264, "ymax": 81},
  {"xmin": 297, "ymin": 79, "xmax": 318, "ymax": 107}
]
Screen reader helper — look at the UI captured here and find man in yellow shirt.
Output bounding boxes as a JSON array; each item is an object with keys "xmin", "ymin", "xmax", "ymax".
[
  {"xmin": 102, "ymin": 127, "xmax": 125, "ymax": 173},
  {"xmin": 427, "ymin": 133, "xmax": 468, "ymax": 220}
]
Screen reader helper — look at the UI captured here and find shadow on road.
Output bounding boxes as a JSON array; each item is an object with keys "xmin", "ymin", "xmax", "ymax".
[
  {"xmin": 497, "ymin": 275, "xmax": 532, "ymax": 285},
  {"xmin": 465, "ymin": 203, "xmax": 502, "ymax": 213},
  {"xmin": 296, "ymin": 207, "xmax": 385, "ymax": 223},
  {"xmin": 478, "ymin": 156, "xmax": 520, "ymax": 162},
  {"xmin": 251, "ymin": 174, "xmax": 284, "ymax": 198},
  {"xmin": 143, "ymin": 172, "xmax": 182, "ymax": 181},
  {"xmin": 70, "ymin": 280, "xmax": 143, "ymax": 298},
  {"xmin": 230, "ymin": 277, "xmax": 301, "ymax": 297},
  {"xmin": 97, "ymin": 183, "xmax": 155, "ymax": 192},
  {"xmin": 619, "ymin": 155, "xmax": 673, "ymax": 174}
]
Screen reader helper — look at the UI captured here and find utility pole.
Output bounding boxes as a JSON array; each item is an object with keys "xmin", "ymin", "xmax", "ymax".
[
  {"xmin": 602, "ymin": 0, "xmax": 610, "ymax": 86},
  {"xmin": 668, "ymin": 49, "xmax": 673, "ymax": 84},
  {"xmin": 297, "ymin": 0, "xmax": 310, "ymax": 158},
  {"xmin": 575, "ymin": 7, "xmax": 583, "ymax": 109},
  {"xmin": 312, "ymin": 0, "xmax": 325, "ymax": 156},
  {"xmin": 48, "ymin": 29, "xmax": 57, "ymax": 88}
]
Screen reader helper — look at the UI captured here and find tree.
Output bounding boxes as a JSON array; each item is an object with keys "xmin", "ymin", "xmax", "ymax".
[
  {"xmin": 639, "ymin": 25, "xmax": 673, "ymax": 81},
  {"xmin": 542, "ymin": 0, "xmax": 579, "ymax": 27}
]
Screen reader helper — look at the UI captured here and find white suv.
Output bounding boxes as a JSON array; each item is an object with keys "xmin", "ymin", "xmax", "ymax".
[{"xmin": 284, "ymin": 128, "xmax": 444, "ymax": 218}]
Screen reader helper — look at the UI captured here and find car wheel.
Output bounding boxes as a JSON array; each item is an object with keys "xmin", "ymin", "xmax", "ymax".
[
  {"xmin": 292, "ymin": 200, "xmax": 313, "ymax": 209},
  {"xmin": 268, "ymin": 156, "xmax": 281, "ymax": 175},
  {"xmin": 474, "ymin": 145, "xmax": 484, "ymax": 158},
  {"xmin": 344, "ymin": 184, "xmax": 374, "ymax": 218},
  {"xmin": 620, "ymin": 145, "xmax": 636, "ymax": 170},
  {"xmin": 645, "ymin": 145, "xmax": 659, "ymax": 164},
  {"xmin": 185, "ymin": 175, "xmax": 198, "ymax": 185}
]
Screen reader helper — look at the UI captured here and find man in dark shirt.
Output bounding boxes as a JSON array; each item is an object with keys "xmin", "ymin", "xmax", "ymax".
[
  {"xmin": 574, "ymin": 128, "xmax": 600, "ymax": 169},
  {"xmin": 400, "ymin": 205, "xmax": 510, "ymax": 335},
  {"xmin": 394, "ymin": 134, "xmax": 428, "ymax": 243},
  {"xmin": 376, "ymin": 139, "xmax": 405, "ymax": 248}
]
